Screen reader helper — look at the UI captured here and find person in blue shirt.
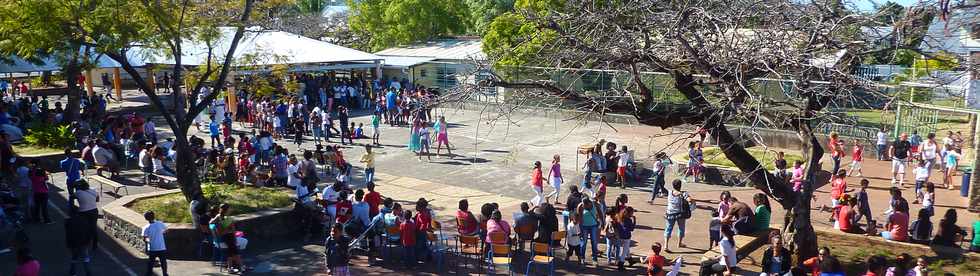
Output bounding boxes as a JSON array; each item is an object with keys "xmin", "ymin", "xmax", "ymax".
[
  {"xmin": 208, "ymin": 116, "xmax": 220, "ymax": 148},
  {"xmin": 385, "ymin": 89, "xmax": 397, "ymax": 126},
  {"xmin": 59, "ymin": 149, "xmax": 86, "ymax": 196}
]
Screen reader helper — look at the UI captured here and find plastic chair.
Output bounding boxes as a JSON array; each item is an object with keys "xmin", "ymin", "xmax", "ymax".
[
  {"xmin": 455, "ymin": 234, "xmax": 482, "ymax": 272},
  {"xmin": 513, "ymin": 223, "xmax": 537, "ymax": 252},
  {"xmin": 486, "ymin": 244, "xmax": 513, "ymax": 275},
  {"xmin": 525, "ymin": 242, "xmax": 555, "ymax": 276},
  {"xmin": 381, "ymin": 225, "xmax": 401, "ymax": 263},
  {"xmin": 550, "ymin": 230, "xmax": 567, "ymax": 265},
  {"xmin": 427, "ymin": 231, "xmax": 451, "ymax": 271}
]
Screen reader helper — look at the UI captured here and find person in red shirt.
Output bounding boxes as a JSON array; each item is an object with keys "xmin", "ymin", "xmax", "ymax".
[
  {"xmin": 645, "ymin": 242, "xmax": 667, "ymax": 276},
  {"xmin": 828, "ymin": 133, "xmax": 844, "ymax": 176},
  {"xmin": 837, "ymin": 197, "xmax": 863, "ymax": 234},
  {"xmin": 530, "ymin": 161, "xmax": 544, "ymax": 205},
  {"xmin": 335, "ymin": 191, "xmax": 352, "ymax": 224},
  {"xmin": 363, "ymin": 182, "xmax": 382, "ymax": 217},
  {"xmin": 802, "ymin": 247, "xmax": 831, "ymax": 276},
  {"xmin": 399, "ymin": 211, "xmax": 417, "ymax": 268},
  {"xmin": 826, "ymin": 170, "xmax": 848, "ymax": 222},
  {"xmin": 847, "ymin": 141, "xmax": 864, "ymax": 177},
  {"xmin": 455, "ymin": 199, "xmax": 478, "ymax": 236},
  {"xmin": 237, "ymin": 153, "xmax": 250, "ymax": 183}
]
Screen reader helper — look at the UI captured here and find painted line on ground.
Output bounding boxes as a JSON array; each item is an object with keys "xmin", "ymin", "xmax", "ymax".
[{"xmin": 49, "ymin": 201, "xmax": 139, "ymax": 276}]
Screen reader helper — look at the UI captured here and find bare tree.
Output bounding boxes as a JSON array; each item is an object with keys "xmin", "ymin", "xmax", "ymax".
[{"xmin": 448, "ymin": 0, "xmax": 966, "ymax": 262}]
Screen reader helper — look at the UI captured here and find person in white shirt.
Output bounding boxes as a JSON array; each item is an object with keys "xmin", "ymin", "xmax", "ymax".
[
  {"xmin": 141, "ymin": 211, "xmax": 169, "ymax": 276},
  {"xmin": 92, "ymin": 142, "xmax": 120, "ymax": 176},
  {"xmin": 566, "ymin": 214, "xmax": 584, "ymax": 264},
  {"xmin": 912, "ymin": 160, "xmax": 929, "ymax": 204},
  {"xmin": 287, "ymin": 156, "xmax": 301, "ymax": 188},
  {"xmin": 921, "ymin": 133, "xmax": 939, "ymax": 176},
  {"xmin": 876, "ymin": 129, "xmax": 888, "ymax": 160},
  {"xmin": 616, "ymin": 146, "xmax": 632, "ymax": 187},
  {"xmin": 706, "ymin": 225, "xmax": 738, "ymax": 275},
  {"xmin": 138, "ymin": 144, "xmax": 153, "ymax": 173}
]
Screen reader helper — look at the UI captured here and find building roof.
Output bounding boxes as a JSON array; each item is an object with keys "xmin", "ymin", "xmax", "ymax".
[
  {"xmin": 0, "ymin": 56, "xmax": 60, "ymax": 73},
  {"xmin": 379, "ymin": 56, "xmax": 437, "ymax": 68},
  {"xmin": 124, "ymin": 27, "xmax": 382, "ymax": 66},
  {"xmin": 919, "ymin": 6, "xmax": 980, "ymax": 55},
  {"xmin": 375, "ymin": 39, "xmax": 485, "ymax": 61}
]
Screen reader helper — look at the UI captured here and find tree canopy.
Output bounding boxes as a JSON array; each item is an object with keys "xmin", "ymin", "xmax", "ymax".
[
  {"xmin": 347, "ymin": 0, "xmax": 470, "ymax": 51},
  {"xmin": 466, "ymin": 0, "xmax": 515, "ymax": 35}
]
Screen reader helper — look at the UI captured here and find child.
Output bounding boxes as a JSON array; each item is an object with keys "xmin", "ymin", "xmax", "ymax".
[
  {"xmin": 399, "ymin": 210, "xmax": 417, "ymax": 268},
  {"xmin": 913, "ymin": 161, "xmax": 929, "ymax": 204},
  {"xmin": 325, "ymin": 224, "xmax": 350, "ymax": 275},
  {"xmin": 644, "ymin": 242, "xmax": 667, "ymax": 276},
  {"xmin": 826, "ymin": 170, "xmax": 848, "ymax": 219},
  {"xmin": 371, "ymin": 112, "xmax": 381, "ymax": 145},
  {"xmin": 920, "ymin": 182, "xmax": 935, "ymax": 217},
  {"xmin": 854, "ymin": 179, "xmax": 875, "ymax": 235},
  {"xmin": 912, "ymin": 257, "xmax": 929, "ymax": 275},
  {"xmin": 773, "ymin": 151, "xmax": 788, "ymax": 180},
  {"xmin": 237, "ymin": 153, "xmax": 251, "ymax": 184},
  {"xmin": 791, "ymin": 160, "xmax": 805, "ymax": 192},
  {"xmin": 354, "ymin": 123, "xmax": 364, "ymax": 139},
  {"xmin": 909, "ymin": 208, "xmax": 933, "ymax": 244},
  {"xmin": 943, "ymin": 145, "xmax": 959, "ymax": 189},
  {"xmin": 847, "ymin": 141, "xmax": 863, "ymax": 177},
  {"xmin": 708, "ymin": 210, "xmax": 721, "ymax": 249},
  {"xmin": 141, "ymin": 211, "xmax": 168, "ymax": 276},
  {"xmin": 565, "ymin": 214, "xmax": 584, "ymax": 264}
]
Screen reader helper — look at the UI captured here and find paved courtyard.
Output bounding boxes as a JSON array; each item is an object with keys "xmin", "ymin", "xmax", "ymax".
[{"xmin": 1, "ymin": 96, "xmax": 974, "ymax": 275}]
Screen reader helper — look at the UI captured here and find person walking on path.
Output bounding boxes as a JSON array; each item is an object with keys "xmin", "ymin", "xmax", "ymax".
[
  {"xmin": 417, "ymin": 122, "xmax": 432, "ymax": 161},
  {"xmin": 876, "ymin": 128, "xmax": 889, "ymax": 161},
  {"xmin": 649, "ymin": 152, "xmax": 670, "ymax": 204},
  {"xmin": 530, "ymin": 161, "xmax": 544, "ymax": 206},
  {"xmin": 142, "ymin": 211, "xmax": 169, "ymax": 276},
  {"xmin": 664, "ymin": 179, "xmax": 695, "ymax": 252},
  {"xmin": 65, "ymin": 212, "xmax": 96, "ymax": 276},
  {"xmin": 29, "ymin": 162, "xmax": 51, "ymax": 224},
  {"xmin": 828, "ymin": 132, "xmax": 844, "ymax": 175},
  {"xmin": 921, "ymin": 133, "xmax": 940, "ymax": 178},
  {"xmin": 59, "ymin": 149, "xmax": 85, "ymax": 196},
  {"xmin": 360, "ymin": 145, "xmax": 376, "ymax": 184},
  {"xmin": 545, "ymin": 155, "xmax": 564, "ymax": 203},
  {"xmin": 434, "ymin": 116, "xmax": 451, "ymax": 157},
  {"xmin": 889, "ymin": 133, "xmax": 912, "ymax": 188},
  {"xmin": 576, "ymin": 198, "xmax": 601, "ymax": 263}
]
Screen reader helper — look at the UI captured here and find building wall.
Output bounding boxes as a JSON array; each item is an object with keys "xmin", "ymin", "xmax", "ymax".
[{"xmin": 382, "ymin": 61, "xmax": 475, "ymax": 91}]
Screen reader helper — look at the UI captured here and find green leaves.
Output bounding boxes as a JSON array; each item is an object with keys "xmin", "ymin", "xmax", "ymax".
[
  {"xmin": 24, "ymin": 123, "xmax": 74, "ymax": 149},
  {"xmin": 348, "ymin": 0, "xmax": 470, "ymax": 51}
]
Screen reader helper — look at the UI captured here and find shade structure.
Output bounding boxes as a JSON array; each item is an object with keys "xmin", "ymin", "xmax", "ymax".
[{"xmin": 0, "ymin": 56, "xmax": 60, "ymax": 73}]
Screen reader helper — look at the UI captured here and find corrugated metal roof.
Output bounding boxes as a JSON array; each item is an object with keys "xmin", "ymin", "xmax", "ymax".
[
  {"xmin": 374, "ymin": 39, "xmax": 485, "ymax": 61},
  {"xmin": 379, "ymin": 56, "xmax": 437, "ymax": 68},
  {"xmin": 919, "ymin": 6, "xmax": 980, "ymax": 55}
]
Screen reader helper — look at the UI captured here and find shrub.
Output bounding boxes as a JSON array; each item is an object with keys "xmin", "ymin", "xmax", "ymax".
[{"xmin": 24, "ymin": 124, "xmax": 73, "ymax": 149}]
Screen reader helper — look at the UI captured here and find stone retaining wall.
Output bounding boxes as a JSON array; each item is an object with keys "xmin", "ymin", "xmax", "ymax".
[{"xmin": 100, "ymin": 184, "xmax": 297, "ymax": 258}]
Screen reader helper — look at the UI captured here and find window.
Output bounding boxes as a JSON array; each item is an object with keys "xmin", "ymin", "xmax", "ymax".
[{"xmin": 436, "ymin": 66, "xmax": 457, "ymax": 88}]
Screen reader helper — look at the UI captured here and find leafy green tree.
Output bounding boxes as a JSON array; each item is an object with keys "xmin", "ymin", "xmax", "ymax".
[
  {"xmin": 348, "ymin": 0, "xmax": 469, "ymax": 51},
  {"xmin": 481, "ymin": 0, "xmax": 561, "ymax": 67},
  {"xmin": 466, "ymin": 0, "xmax": 514, "ymax": 35}
]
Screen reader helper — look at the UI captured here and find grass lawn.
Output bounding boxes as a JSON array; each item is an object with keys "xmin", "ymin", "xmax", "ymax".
[
  {"xmin": 12, "ymin": 144, "xmax": 63, "ymax": 156},
  {"xmin": 129, "ymin": 184, "xmax": 293, "ymax": 223},
  {"xmin": 675, "ymin": 147, "xmax": 805, "ymax": 171},
  {"xmin": 844, "ymin": 108, "xmax": 972, "ymax": 133}
]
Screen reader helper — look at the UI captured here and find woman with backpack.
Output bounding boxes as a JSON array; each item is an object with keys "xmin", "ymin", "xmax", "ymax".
[{"xmin": 664, "ymin": 179, "xmax": 695, "ymax": 252}]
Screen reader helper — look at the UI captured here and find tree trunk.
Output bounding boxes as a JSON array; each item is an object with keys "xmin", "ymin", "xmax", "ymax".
[
  {"xmin": 63, "ymin": 63, "xmax": 81, "ymax": 123},
  {"xmin": 172, "ymin": 128, "xmax": 203, "ymax": 202},
  {"xmin": 784, "ymin": 132, "xmax": 822, "ymax": 265}
]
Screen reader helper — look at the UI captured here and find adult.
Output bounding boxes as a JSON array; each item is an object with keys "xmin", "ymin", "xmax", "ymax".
[
  {"xmin": 972, "ymin": 214, "xmax": 980, "ymax": 252},
  {"xmin": 142, "ymin": 211, "xmax": 169, "ymax": 276},
  {"xmin": 513, "ymin": 202, "xmax": 538, "ymax": 251},
  {"xmin": 615, "ymin": 207, "xmax": 637, "ymax": 270},
  {"xmin": 73, "ymin": 180, "xmax": 100, "ymax": 247},
  {"xmin": 759, "ymin": 233, "xmax": 791, "ymax": 276},
  {"xmin": 59, "ymin": 149, "xmax": 85, "ymax": 195},
  {"xmin": 725, "ymin": 197, "xmax": 755, "ymax": 235},
  {"xmin": 92, "ymin": 141, "xmax": 120, "ymax": 177},
  {"xmin": 210, "ymin": 204, "xmax": 246, "ymax": 273},
  {"xmin": 932, "ymin": 209, "xmax": 967, "ymax": 247},
  {"xmin": 532, "ymin": 203, "xmax": 559, "ymax": 244},
  {"xmin": 753, "ymin": 193, "xmax": 771, "ymax": 232},
  {"xmin": 802, "ymin": 247, "xmax": 833, "ymax": 276},
  {"xmin": 880, "ymin": 199, "xmax": 909, "ymax": 242},
  {"xmin": 65, "ymin": 213, "xmax": 96, "ymax": 276},
  {"xmin": 909, "ymin": 208, "xmax": 933, "ymax": 244},
  {"xmin": 485, "ymin": 210, "xmax": 511, "ymax": 245},
  {"xmin": 664, "ymin": 179, "xmax": 695, "ymax": 252},
  {"xmin": 455, "ymin": 199, "xmax": 479, "ymax": 236},
  {"xmin": 151, "ymin": 147, "xmax": 175, "ymax": 177},
  {"xmin": 563, "ymin": 185, "xmax": 583, "ymax": 228},
  {"xmin": 349, "ymin": 190, "xmax": 371, "ymax": 237},
  {"xmin": 921, "ymin": 133, "xmax": 940, "ymax": 177},
  {"xmin": 576, "ymin": 198, "xmax": 601, "ymax": 262},
  {"xmin": 29, "ymin": 162, "xmax": 51, "ymax": 224},
  {"xmin": 889, "ymin": 133, "xmax": 912, "ymax": 187},
  {"xmin": 876, "ymin": 128, "xmax": 889, "ymax": 161},
  {"xmin": 839, "ymin": 197, "xmax": 863, "ymax": 234}
]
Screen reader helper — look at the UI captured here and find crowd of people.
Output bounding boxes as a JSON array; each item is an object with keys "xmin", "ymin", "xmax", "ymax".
[{"xmin": 2, "ymin": 71, "xmax": 980, "ymax": 276}]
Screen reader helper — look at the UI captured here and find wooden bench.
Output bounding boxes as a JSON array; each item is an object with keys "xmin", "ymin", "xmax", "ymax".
[
  {"xmin": 148, "ymin": 173, "xmax": 178, "ymax": 188},
  {"xmin": 699, "ymin": 229, "xmax": 773, "ymax": 273},
  {"xmin": 90, "ymin": 175, "xmax": 129, "ymax": 196}
]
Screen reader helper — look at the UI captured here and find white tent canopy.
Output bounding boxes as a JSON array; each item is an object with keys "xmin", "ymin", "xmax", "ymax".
[
  {"xmin": 2, "ymin": 28, "xmax": 381, "ymax": 72},
  {"xmin": 122, "ymin": 27, "xmax": 381, "ymax": 66}
]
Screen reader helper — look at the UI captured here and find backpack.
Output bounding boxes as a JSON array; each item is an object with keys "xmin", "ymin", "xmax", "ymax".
[{"xmin": 679, "ymin": 193, "xmax": 692, "ymax": 219}]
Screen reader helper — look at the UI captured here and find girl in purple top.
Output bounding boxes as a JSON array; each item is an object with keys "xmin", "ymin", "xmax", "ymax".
[
  {"xmin": 545, "ymin": 154, "xmax": 564, "ymax": 202},
  {"xmin": 791, "ymin": 160, "xmax": 805, "ymax": 192}
]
